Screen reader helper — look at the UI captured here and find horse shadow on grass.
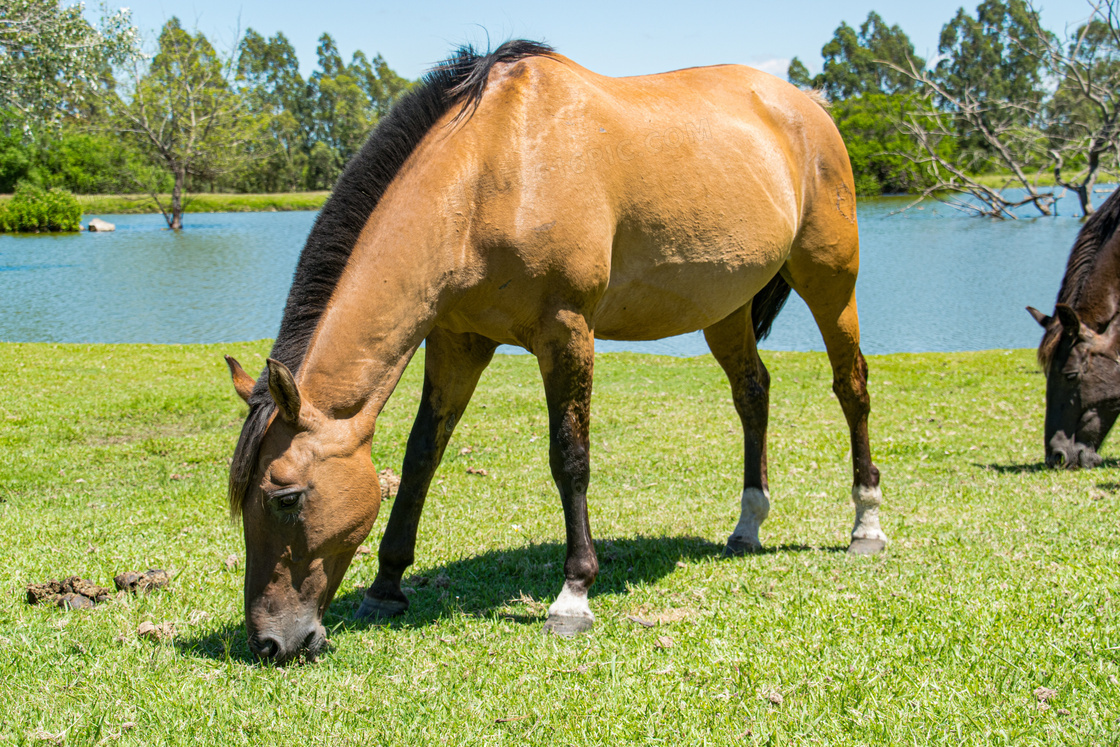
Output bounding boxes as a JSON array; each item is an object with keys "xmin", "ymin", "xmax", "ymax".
[
  {"xmin": 975, "ymin": 457, "xmax": 1120, "ymax": 474},
  {"xmin": 175, "ymin": 534, "xmax": 840, "ymax": 663}
]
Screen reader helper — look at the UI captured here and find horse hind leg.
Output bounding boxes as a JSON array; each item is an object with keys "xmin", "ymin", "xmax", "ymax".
[
  {"xmin": 785, "ymin": 242, "xmax": 887, "ymax": 554},
  {"xmin": 704, "ymin": 303, "xmax": 771, "ymax": 555},
  {"xmin": 534, "ymin": 311, "xmax": 598, "ymax": 636},
  {"xmin": 358, "ymin": 328, "xmax": 497, "ymax": 620}
]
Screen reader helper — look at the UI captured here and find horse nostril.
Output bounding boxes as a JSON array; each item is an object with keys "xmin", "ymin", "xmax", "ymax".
[
  {"xmin": 249, "ymin": 634, "xmax": 280, "ymax": 660},
  {"xmin": 1046, "ymin": 451, "xmax": 1066, "ymax": 469}
]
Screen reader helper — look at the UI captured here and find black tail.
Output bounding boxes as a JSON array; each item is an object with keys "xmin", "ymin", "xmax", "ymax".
[{"xmin": 751, "ymin": 273, "xmax": 791, "ymax": 341}]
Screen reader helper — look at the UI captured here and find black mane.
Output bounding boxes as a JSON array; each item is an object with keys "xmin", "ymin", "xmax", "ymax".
[
  {"xmin": 229, "ymin": 40, "xmax": 554, "ymax": 514},
  {"xmin": 1039, "ymin": 186, "xmax": 1120, "ymax": 367}
]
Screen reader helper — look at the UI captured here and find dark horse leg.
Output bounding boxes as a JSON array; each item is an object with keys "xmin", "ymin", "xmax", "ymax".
[
  {"xmin": 786, "ymin": 259, "xmax": 887, "ymax": 555},
  {"xmin": 535, "ymin": 312, "xmax": 598, "ymax": 636},
  {"xmin": 704, "ymin": 303, "xmax": 772, "ymax": 554},
  {"xmin": 358, "ymin": 328, "xmax": 497, "ymax": 620}
]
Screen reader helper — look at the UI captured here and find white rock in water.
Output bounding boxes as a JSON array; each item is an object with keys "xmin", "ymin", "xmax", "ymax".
[{"xmin": 88, "ymin": 218, "xmax": 115, "ymax": 232}]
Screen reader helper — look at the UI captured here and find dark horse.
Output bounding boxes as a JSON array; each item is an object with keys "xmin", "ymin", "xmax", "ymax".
[
  {"xmin": 224, "ymin": 41, "xmax": 886, "ymax": 663},
  {"xmin": 1028, "ymin": 186, "xmax": 1120, "ymax": 468}
]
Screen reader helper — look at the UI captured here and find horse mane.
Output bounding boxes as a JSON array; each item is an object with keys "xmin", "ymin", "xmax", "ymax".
[
  {"xmin": 229, "ymin": 39, "xmax": 555, "ymax": 516},
  {"xmin": 1038, "ymin": 186, "xmax": 1120, "ymax": 368}
]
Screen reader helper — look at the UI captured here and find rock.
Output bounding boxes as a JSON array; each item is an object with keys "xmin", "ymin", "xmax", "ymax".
[
  {"xmin": 114, "ymin": 569, "xmax": 170, "ymax": 594},
  {"xmin": 87, "ymin": 218, "xmax": 115, "ymax": 232}
]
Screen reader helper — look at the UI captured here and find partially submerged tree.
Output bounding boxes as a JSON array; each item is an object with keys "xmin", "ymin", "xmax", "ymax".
[
  {"xmin": 115, "ymin": 18, "xmax": 264, "ymax": 229},
  {"xmin": 891, "ymin": 0, "xmax": 1119, "ymax": 217}
]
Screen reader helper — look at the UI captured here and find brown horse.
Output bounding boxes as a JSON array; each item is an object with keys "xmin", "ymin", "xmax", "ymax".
[
  {"xmin": 1028, "ymin": 186, "xmax": 1120, "ymax": 468},
  {"xmin": 224, "ymin": 41, "xmax": 886, "ymax": 663}
]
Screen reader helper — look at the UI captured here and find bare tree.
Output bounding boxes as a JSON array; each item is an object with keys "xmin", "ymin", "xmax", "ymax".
[
  {"xmin": 114, "ymin": 18, "xmax": 264, "ymax": 229},
  {"xmin": 888, "ymin": 0, "xmax": 1119, "ymax": 218},
  {"xmin": 1028, "ymin": 0, "xmax": 1120, "ymax": 215}
]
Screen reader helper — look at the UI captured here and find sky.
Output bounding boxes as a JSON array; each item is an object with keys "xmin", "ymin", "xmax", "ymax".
[{"xmin": 116, "ymin": 0, "xmax": 1102, "ymax": 80}]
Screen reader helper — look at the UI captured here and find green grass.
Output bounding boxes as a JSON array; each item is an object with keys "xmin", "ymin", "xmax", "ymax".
[
  {"xmin": 68, "ymin": 192, "xmax": 330, "ymax": 215},
  {"xmin": 1, "ymin": 343, "xmax": 1117, "ymax": 745},
  {"xmin": 967, "ymin": 172, "xmax": 1119, "ymax": 190}
]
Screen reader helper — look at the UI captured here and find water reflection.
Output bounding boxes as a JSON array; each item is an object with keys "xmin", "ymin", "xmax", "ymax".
[{"xmin": 0, "ymin": 191, "xmax": 1106, "ymax": 354}]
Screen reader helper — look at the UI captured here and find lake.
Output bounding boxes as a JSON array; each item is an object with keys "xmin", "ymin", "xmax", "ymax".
[{"xmin": 0, "ymin": 192, "xmax": 1106, "ymax": 355}]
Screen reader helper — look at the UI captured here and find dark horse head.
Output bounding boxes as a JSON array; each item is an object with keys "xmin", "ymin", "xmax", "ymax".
[{"xmin": 1029, "ymin": 187, "xmax": 1120, "ymax": 469}]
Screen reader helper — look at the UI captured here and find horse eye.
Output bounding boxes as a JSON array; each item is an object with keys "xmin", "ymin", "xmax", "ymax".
[
  {"xmin": 269, "ymin": 487, "xmax": 304, "ymax": 511},
  {"xmin": 277, "ymin": 492, "xmax": 301, "ymax": 509},
  {"xmin": 1064, "ymin": 371, "xmax": 1079, "ymax": 381}
]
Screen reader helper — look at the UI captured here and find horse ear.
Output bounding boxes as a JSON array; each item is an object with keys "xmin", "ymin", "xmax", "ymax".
[
  {"xmin": 224, "ymin": 355, "xmax": 255, "ymax": 404},
  {"xmin": 266, "ymin": 358, "xmax": 302, "ymax": 424},
  {"xmin": 1055, "ymin": 304, "xmax": 1096, "ymax": 342},
  {"xmin": 1026, "ymin": 306, "xmax": 1052, "ymax": 327}
]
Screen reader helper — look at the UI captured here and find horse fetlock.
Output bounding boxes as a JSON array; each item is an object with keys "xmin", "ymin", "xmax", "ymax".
[
  {"xmin": 544, "ymin": 581, "xmax": 594, "ymax": 636},
  {"xmin": 850, "ymin": 484, "xmax": 888, "ymax": 546},
  {"xmin": 725, "ymin": 487, "xmax": 769, "ymax": 555}
]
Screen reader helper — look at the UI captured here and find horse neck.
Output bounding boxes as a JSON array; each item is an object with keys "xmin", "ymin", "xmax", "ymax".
[
  {"xmin": 1073, "ymin": 237, "xmax": 1120, "ymax": 329},
  {"xmin": 297, "ymin": 186, "xmax": 466, "ymax": 427}
]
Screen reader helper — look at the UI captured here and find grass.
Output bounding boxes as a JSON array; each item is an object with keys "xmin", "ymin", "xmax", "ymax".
[
  {"xmin": 968, "ymin": 172, "xmax": 1119, "ymax": 190},
  {"xmin": 0, "ymin": 342, "xmax": 1117, "ymax": 745},
  {"xmin": 70, "ymin": 192, "xmax": 330, "ymax": 215}
]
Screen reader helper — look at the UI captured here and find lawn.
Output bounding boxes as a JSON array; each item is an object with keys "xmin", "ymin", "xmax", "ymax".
[
  {"xmin": 72, "ymin": 192, "xmax": 330, "ymax": 215},
  {"xmin": 0, "ymin": 343, "xmax": 1117, "ymax": 745}
]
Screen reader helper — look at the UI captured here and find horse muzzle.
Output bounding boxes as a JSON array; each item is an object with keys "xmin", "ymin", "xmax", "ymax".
[
  {"xmin": 247, "ymin": 619, "xmax": 327, "ymax": 664},
  {"xmin": 1046, "ymin": 432, "xmax": 1103, "ymax": 469}
]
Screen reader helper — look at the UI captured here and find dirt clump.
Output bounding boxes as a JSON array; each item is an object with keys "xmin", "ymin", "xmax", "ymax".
[
  {"xmin": 379, "ymin": 468, "xmax": 400, "ymax": 499},
  {"xmin": 114, "ymin": 569, "xmax": 170, "ymax": 594},
  {"xmin": 26, "ymin": 576, "xmax": 112, "ymax": 609}
]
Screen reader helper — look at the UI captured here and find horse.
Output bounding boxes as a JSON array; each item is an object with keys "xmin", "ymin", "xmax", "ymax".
[
  {"xmin": 224, "ymin": 40, "xmax": 887, "ymax": 664},
  {"xmin": 1028, "ymin": 186, "xmax": 1120, "ymax": 469}
]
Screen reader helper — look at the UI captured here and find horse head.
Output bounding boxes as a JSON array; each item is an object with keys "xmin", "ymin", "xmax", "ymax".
[
  {"xmin": 226, "ymin": 356, "xmax": 381, "ymax": 663},
  {"xmin": 1029, "ymin": 304, "xmax": 1120, "ymax": 469}
]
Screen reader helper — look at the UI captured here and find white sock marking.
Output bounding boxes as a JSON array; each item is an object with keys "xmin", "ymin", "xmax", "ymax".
[
  {"xmin": 547, "ymin": 581, "xmax": 594, "ymax": 620},
  {"xmin": 727, "ymin": 487, "xmax": 770, "ymax": 550},
  {"xmin": 851, "ymin": 485, "xmax": 888, "ymax": 543}
]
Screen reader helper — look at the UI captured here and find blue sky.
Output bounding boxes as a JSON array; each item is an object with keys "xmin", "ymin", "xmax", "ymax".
[{"xmin": 119, "ymin": 0, "xmax": 1101, "ymax": 80}]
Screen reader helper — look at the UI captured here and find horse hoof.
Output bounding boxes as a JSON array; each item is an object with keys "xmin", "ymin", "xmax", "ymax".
[
  {"xmin": 847, "ymin": 538, "xmax": 887, "ymax": 556},
  {"xmin": 723, "ymin": 536, "xmax": 763, "ymax": 557},
  {"xmin": 543, "ymin": 614, "xmax": 594, "ymax": 637},
  {"xmin": 356, "ymin": 595, "xmax": 408, "ymax": 621}
]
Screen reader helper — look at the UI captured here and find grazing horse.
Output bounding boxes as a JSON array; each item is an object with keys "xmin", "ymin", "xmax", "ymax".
[
  {"xmin": 224, "ymin": 40, "xmax": 886, "ymax": 663},
  {"xmin": 1028, "ymin": 186, "xmax": 1120, "ymax": 469}
]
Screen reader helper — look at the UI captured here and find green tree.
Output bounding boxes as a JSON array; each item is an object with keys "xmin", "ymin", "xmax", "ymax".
[
  {"xmin": 788, "ymin": 12, "xmax": 923, "ymax": 99},
  {"xmin": 115, "ymin": 18, "xmax": 264, "ymax": 228},
  {"xmin": 0, "ymin": 0, "xmax": 138, "ymax": 131}
]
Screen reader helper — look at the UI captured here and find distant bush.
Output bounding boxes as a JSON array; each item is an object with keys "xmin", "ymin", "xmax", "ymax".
[{"xmin": 0, "ymin": 183, "xmax": 82, "ymax": 232}]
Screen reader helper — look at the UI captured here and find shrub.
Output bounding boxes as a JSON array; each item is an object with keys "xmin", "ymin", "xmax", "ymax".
[{"xmin": 0, "ymin": 183, "xmax": 82, "ymax": 232}]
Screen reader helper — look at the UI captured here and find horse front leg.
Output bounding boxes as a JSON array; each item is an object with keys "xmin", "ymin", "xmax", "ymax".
[
  {"xmin": 703, "ymin": 303, "xmax": 771, "ymax": 555},
  {"xmin": 358, "ymin": 329, "xmax": 496, "ymax": 620},
  {"xmin": 535, "ymin": 313, "xmax": 598, "ymax": 636}
]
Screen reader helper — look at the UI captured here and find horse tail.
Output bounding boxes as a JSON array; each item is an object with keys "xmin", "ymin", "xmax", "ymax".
[{"xmin": 751, "ymin": 273, "xmax": 791, "ymax": 341}]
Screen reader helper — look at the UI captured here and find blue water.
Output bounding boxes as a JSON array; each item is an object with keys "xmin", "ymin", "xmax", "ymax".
[{"xmin": 0, "ymin": 192, "xmax": 1106, "ymax": 354}]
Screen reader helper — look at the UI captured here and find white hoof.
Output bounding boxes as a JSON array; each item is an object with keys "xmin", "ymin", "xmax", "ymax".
[{"xmin": 851, "ymin": 485, "xmax": 888, "ymax": 544}]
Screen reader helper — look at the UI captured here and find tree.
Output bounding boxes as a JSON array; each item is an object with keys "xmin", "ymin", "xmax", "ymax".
[
  {"xmin": 789, "ymin": 12, "xmax": 924, "ymax": 99},
  {"xmin": 1028, "ymin": 1, "xmax": 1120, "ymax": 215},
  {"xmin": 889, "ymin": 0, "xmax": 1061, "ymax": 217},
  {"xmin": 893, "ymin": 0, "xmax": 1119, "ymax": 217},
  {"xmin": 115, "ymin": 18, "xmax": 264, "ymax": 229},
  {"xmin": 0, "ymin": 0, "xmax": 137, "ymax": 131},
  {"xmin": 788, "ymin": 12, "xmax": 933, "ymax": 194}
]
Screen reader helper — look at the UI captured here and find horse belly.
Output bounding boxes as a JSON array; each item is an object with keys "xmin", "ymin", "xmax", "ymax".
[{"xmin": 592, "ymin": 242, "xmax": 787, "ymax": 340}]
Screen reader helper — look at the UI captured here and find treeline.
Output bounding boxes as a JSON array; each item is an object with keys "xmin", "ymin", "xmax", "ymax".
[
  {"xmin": 791, "ymin": 0, "xmax": 1120, "ymax": 216},
  {"xmin": 0, "ymin": 17, "xmax": 412, "ymax": 196}
]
